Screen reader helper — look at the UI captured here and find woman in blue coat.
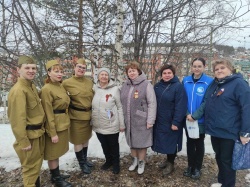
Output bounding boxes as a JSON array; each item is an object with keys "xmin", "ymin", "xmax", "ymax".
[
  {"xmin": 152, "ymin": 64, "xmax": 187, "ymax": 176},
  {"xmin": 205, "ymin": 59, "xmax": 250, "ymax": 187}
]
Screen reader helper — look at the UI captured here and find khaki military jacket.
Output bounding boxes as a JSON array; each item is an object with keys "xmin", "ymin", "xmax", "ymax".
[
  {"xmin": 40, "ymin": 82, "xmax": 70, "ymax": 137},
  {"xmin": 62, "ymin": 76, "xmax": 94, "ymax": 120},
  {"xmin": 8, "ymin": 78, "xmax": 45, "ymax": 148}
]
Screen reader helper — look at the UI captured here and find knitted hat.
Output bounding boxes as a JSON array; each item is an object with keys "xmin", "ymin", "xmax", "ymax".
[
  {"xmin": 97, "ymin": 68, "xmax": 111, "ymax": 80},
  {"xmin": 18, "ymin": 55, "xmax": 36, "ymax": 65},
  {"xmin": 46, "ymin": 60, "xmax": 59, "ymax": 70}
]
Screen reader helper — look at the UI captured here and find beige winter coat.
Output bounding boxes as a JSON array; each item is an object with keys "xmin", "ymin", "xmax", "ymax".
[{"xmin": 91, "ymin": 80, "xmax": 125, "ymax": 134}]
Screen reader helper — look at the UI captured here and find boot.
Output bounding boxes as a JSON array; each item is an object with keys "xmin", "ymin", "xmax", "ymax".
[
  {"xmin": 112, "ymin": 163, "xmax": 120, "ymax": 174},
  {"xmin": 137, "ymin": 160, "xmax": 145, "ymax": 174},
  {"xmin": 82, "ymin": 147, "xmax": 94, "ymax": 167},
  {"xmin": 51, "ymin": 174, "xmax": 70, "ymax": 183},
  {"xmin": 162, "ymin": 162, "xmax": 174, "ymax": 176},
  {"xmin": 112, "ymin": 155, "xmax": 120, "ymax": 174},
  {"xmin": 75, "ymin": 150, "xmax": 91, "ymax": 174},
  {"xmin": 35, "ymin": 176, "xmax": 40, "ymax": 187},
  {"xmin": 50, "ymin": 166, "xmax": 72, "ymax": 187},
  {"xmin": 101, "ymin": 150, "xmax": 113, "ymax": 170},
  {"xmin": 191, "ymin": 168, "xmax": 201, "ymax": 179},
  {"xmin": 101, "ymin": 160, "xmax": 113, "ymax": 170},
  {"xmin": 128, "ymin": 157, "xmax": 138, "ymax": 171},
  {"xmin": 159, "ymin": 159, "xmax": 168, "ymax": 169},
  {"xmin": 183, "ymin": 166, "xmax": 193, "ymax": 177}
]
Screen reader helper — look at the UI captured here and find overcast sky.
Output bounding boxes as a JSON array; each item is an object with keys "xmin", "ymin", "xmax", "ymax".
[{"xmin": 222, "ymin": 1, "xmax": 250, "ymax": 49}]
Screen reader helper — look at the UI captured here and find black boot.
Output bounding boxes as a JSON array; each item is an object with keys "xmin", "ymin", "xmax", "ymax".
[
  {"xmin": 183, "ymin": 166, "xmax": 193, "ymax": 177},
  {"xmin": 82, "ymin": 147, "xmax": 94, "ymax": 167},
  {"xmin": 112, "ymin": 159, "xmax": 120, "ymax": 174},
  {"xmin": 101, "ymin": 159, "xmax": 113, "ymax": 170},
  {"xmin": 51, "ymin": 174, "xmax": 70, "ymax": 183},
  {"xmin": 75, "ymin": 150, "xmax": 91, "ymax": 174},
  {"xmin": 35, "ymin": 176, "xmax": 40, "ymax": 187},
  {"xmin": 191, "ymin": 168, "xmax": 202, "ymax": 179},
  {"xmin": 50, "ymin": 166, "xmax": 72, "ymax": 187}
]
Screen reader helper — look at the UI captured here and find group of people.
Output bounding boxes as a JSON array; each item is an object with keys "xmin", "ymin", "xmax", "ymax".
[
  {"xmin": 8, "ymin": 56, "xmax": 94, "ymax": 187},
  {"xmin": 7, "ymin": 55, "xmax": 250, "ymax": 187}
]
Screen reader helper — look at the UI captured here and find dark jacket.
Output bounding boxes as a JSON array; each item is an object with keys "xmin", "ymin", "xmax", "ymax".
[
  {"xmin": 152, "ymin": 76, "xmax": 187, "ymax": 154},
  {"xmin": 205, "ymin": 73, "xmax": 250, "ymax": 140}
]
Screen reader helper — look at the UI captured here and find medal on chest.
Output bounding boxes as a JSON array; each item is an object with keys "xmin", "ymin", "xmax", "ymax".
[{"xmin": 134, "ymin": 90, "xmax": 139, "ymax": 99}]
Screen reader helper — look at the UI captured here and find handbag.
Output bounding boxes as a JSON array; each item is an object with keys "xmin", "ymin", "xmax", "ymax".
[
  {"xmin": 186, "ymin": 120, "xmax": 199, "ymax": 139},
  {"xmin": 231, "ymin": 140, "xmax": 250, "ymax": 170}
]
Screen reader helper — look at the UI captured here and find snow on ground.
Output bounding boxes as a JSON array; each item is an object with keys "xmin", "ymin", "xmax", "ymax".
[{"xmin": 0, "ymin": 123, "xmax": 214, "ymax": 172}]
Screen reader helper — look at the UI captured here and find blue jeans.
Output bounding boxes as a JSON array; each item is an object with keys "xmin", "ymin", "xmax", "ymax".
[{"xmin": 211, "ymin": 136, "xmax": 236, "ymax": 187}]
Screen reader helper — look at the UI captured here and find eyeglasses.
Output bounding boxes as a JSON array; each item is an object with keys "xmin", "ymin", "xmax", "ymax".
[
  {"xmin": 76, "ymin": 65, "xmax": 86, "ymax": 70},
  {"xmin": 192, "ymin": 65, "xmax": 203, "ymax": 69}
]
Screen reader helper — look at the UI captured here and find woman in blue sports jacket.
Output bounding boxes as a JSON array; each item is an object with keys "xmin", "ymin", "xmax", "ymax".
[
  {"xmin": 205, "ymin": 59, "xmax": 250, "ymax": 187},
  {"xmin": 182, "ymin": 57, "xmax": 213, "ymax": 179}
]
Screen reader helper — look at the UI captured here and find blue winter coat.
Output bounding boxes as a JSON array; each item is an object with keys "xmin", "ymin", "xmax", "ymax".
[
  {"xmin": 205, "ymin": 73, "xmax": 250, "ymax": 140},
  {"xmin": 152, "ymin": 76, "xmax": 187, "ymax": 154},
  {"xmin": 183, "ymin": 73, "xmax": 213, "ymax": 124}
]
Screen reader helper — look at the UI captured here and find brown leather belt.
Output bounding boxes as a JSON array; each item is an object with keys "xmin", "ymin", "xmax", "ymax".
[
  {"xmin": 26, "ymin": 124, "xmax": 43, "ymax": 130},
  {"xmin": 69, "ymin": 104, "xmax": 91, "ymax": 112}
]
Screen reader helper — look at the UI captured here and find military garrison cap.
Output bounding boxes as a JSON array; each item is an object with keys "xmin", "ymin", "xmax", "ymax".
[
  {"xmin": 18, "ymin": 55, "xmax": 36, "ymax": 65},
  {"xmin": 46, "ymin": 60, "xmax": 59, "ymax": 70},
  {"xmin": 76, "ymin": 58, "xmax": 86, "ymax": 65}
]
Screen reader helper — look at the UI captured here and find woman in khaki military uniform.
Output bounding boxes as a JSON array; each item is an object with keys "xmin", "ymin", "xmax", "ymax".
[
  {"xmin": 8, "ymin": 55, "xmax": 45, "ymax": 187},
  {"xmin": 40, "ymin": 60, "xmax": 72, "ymax": 187},
  {"xmin": 62, "ymin": 58, "xmax": 94, "ymax": 174}
]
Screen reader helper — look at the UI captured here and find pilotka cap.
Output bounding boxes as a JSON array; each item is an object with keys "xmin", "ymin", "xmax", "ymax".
[
  {"xmin": 18, "ymin": 55, "xmax": 36, "ymax": 65},
  {"xmin": 76, "ymin": 58, "xmax": 86, "ymax": 65},
  {"xmin": 46, "ymin": 60, "xmax": 59, "ymax": 70}
]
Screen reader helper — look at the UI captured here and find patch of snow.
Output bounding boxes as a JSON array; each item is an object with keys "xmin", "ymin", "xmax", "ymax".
[{"xmin": 0, "ymin": 123, "xmax": 249, "ymax": 186}]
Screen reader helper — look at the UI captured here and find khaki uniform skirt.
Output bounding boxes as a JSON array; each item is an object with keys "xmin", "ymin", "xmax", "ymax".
[
  {"xmin": 44, "ymin": 130, "xmax": 69, "ymax": 160},
  {"xmin": 69, "ymin": 120, "xmax": 92, "ymax": 144}
]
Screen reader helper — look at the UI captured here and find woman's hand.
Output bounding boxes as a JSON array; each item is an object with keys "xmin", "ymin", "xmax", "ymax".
[
  {"xmin": 147, "ymin": 123, "xmax": 153, "ymax": 129},
  {"xmin": 120, "ymin": 128, "xmax": 125, "ymax": 132},
  {"xmin": 240, "ymin": 136, "xmax": 250, "ymax": 145},
  {"xmin": 51, "ymin": 135, "xmax": 59, "ymax": 143},
  {"xmin": 171, "ymin": 125, "xmax": 178, "ymax": 131},
  {"xmin": 186, "ymin": 114, "xmax": 195, "ymax": 122},
  {"xmin": 21, "ymin": 145, "xmax": 32, "ymax": 151}
]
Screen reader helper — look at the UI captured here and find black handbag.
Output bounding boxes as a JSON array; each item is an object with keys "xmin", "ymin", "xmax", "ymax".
[{"xmin": 232, "ymin": 140, "xmax": 250, "ymax": 170}]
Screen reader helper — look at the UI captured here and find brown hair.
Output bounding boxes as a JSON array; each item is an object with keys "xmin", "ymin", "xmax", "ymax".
[
  {"xmin": 212, "ymin": 59, "xmax": 233, "ymax": 72},
  {"xmin": 192, "ymin": 57, "xmax": 206, "ymax": 66},
  {"xmin": 160, "ymin": 64, "xmax": 176, "ymax": 76},
  {"xmin": 125, "ymin": 61, "xmax": 142, "ymax": 75},
  {"xmin": 45, "ymin": 64, "xmax": 63, "ymax": 83}
]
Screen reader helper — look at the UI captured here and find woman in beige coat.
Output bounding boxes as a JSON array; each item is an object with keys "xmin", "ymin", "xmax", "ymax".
[{"xmin": 91, "ymin": 68, "xmax": 125, "ymax": 174}]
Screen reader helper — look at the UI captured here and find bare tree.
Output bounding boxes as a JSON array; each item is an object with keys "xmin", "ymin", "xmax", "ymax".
[{"xmin": 1, "ymin": 0, "xmax": 249, "ymax": 90}]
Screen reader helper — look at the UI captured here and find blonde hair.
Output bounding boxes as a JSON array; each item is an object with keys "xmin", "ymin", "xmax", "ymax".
[{"xmin": 212, "ymin": 59, "xmax": 233, "ymax": 72}]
